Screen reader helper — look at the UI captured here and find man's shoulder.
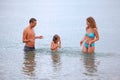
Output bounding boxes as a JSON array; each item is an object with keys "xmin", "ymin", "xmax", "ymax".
[{"xmin": 24, "ymin": 26, "xmax": 29, "ymax": 31}]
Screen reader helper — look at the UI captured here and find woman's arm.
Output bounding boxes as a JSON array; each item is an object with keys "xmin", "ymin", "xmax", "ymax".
[
  {"xmin": 94, "ymin": 28, "xmax": 99, "ymax": 42},
  {"xmin": 91, "ymin": 28, "xmax": 99, "ymax": 43},
  {"xmin": 80, "ymin": 36, "xmax": 86, "ymax": 46}
]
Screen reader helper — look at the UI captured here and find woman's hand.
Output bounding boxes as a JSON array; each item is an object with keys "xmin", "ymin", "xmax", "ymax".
[
  {"xmin": 80, "ymin": 40, "xmax": 83, "ymax": 46},
  {"xmin": 80, "ymin": 36, "xmax": 86, "ymax": 46},
  {"xmin": 89, "ymin": 40, "xmax": 94, "ymax": 45}
]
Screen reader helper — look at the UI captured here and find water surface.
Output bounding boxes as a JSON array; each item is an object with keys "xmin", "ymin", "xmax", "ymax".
[{"xmin": 0, "ymin": 0, "xmax": 120, "ymax": 80}]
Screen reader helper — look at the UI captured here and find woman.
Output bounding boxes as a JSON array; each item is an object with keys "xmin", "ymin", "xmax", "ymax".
[{"xmin": 80, "ymin": 17, "xmax": 99, "ymax": 53}]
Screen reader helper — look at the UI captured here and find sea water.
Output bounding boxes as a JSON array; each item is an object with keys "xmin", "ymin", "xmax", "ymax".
[{"xmin": 0, "ymin": 0, "xmax": 120, "ymax": 80}]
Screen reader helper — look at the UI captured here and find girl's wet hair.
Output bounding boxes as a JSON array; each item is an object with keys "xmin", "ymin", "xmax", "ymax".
[{"xmin": 53, "ymin": 34, "xmax": 60, "ymax": 43}]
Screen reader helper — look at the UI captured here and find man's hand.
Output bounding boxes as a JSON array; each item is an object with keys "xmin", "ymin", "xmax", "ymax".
[
  {"xmin": 35, "ymin": 36, "xmax": 44, "ymax": 39},
  {"xmin": 39, "ymin": 36, "xmax": 44, "ymax": 39}
]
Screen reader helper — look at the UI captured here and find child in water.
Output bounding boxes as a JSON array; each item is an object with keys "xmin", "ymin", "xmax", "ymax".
[{"xmin": 51, "ymin": 34, "xmax": 61, "ymax": 51}]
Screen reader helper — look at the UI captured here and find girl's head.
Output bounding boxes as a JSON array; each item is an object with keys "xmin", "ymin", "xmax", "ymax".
[
  {"xmin": 53, "ymin": 34, "xmax": 60, "ymax": 43},
  {"xmin": 86, "ymin": 17, "xmax": 97, "ymax": 29}
]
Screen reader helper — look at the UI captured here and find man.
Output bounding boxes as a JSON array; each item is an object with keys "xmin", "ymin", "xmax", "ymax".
[{"xmin": 23, "ymin": 18, "xmax": 43, "ymax": 51}]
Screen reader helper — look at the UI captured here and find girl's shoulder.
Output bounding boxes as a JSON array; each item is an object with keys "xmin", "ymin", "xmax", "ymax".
[
  {"xmin": 50, "ymin": 41, "xmax": 53, "ymax": 44},
  {"xmin": 51, "ymin": 41, "xmax": 56, "ymax": 45}
]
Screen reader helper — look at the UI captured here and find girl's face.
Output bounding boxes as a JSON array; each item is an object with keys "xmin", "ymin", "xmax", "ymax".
[
  {"xmin": 58, "ymin": 37, "xmax": 60, "ymax": 41},
  {"xmin": 56, "ymin": 38, "xmax": 60, "ymax": 43}
]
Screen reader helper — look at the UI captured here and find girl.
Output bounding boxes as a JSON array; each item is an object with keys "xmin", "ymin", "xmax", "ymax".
[
  {"xmin": 80, "ymin": 17, "xmax": 99, "ymax": 53},
  {"xmin": 51, "ymin": 34, "xmax": 61, "ymax": 51}
]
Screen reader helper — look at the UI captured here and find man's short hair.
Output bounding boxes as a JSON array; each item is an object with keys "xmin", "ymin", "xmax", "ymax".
[{"xmin": 29, "ymin": 18, "xmax": 37, "ymax": 23}]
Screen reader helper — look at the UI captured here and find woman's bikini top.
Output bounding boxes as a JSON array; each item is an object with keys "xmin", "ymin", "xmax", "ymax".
[{"xmin": 85, "ymin": 32, "xmax": 95, "ymax": 38}]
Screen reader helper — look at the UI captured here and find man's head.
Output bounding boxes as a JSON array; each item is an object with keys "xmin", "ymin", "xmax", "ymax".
[{"xmin": 29, "ymin": 18, "xmax": 37, "ymax": 28}]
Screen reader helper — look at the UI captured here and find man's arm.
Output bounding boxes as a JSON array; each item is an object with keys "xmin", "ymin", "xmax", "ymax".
[
  {"xmin": 22, "ymin": 29, "xmax": 30, "ymax": 43},
  {"xmin": 35, "ymin": 36, "xmax": 43, "ymax": 39}
]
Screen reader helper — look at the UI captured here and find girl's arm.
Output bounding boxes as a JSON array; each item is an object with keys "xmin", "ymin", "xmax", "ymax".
[
  {"xmin": 58, "ymin": 39, "xmax": 61, "ymax": 48},
  {"xmin": 51, "ymin": 42, "xmax": 58, "ymax": 50}
]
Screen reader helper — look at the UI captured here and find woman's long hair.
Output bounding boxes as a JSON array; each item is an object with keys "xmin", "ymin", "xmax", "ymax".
[{"xmin": 86, "ymin": 17, "xmax": 97, "ymax": 30}]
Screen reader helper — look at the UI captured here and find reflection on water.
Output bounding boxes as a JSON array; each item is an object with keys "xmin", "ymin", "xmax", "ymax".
[
  {"xmin": 82, "ymin": 53, "xmax": 98, "ymax": 76},
  {"xmin": 22, "ymin": 51, "xmax": 36, "ymax": 78},
  {"xmin": 51, "ymin": 51, "xmax": 61, "ymax": 72}
]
